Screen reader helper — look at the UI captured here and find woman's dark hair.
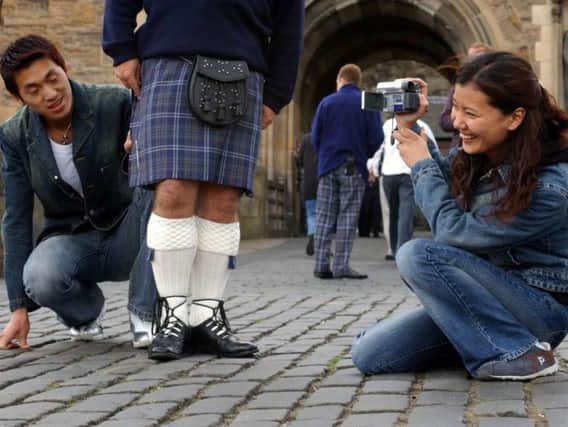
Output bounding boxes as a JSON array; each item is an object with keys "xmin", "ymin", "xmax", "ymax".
[
  {"xmin": 450, "ymin": 51, "xmax": 568, "ymax": 220},
  {"xmin": 0, "ymin": 34, "xmax": 66, "ymax": 97}
]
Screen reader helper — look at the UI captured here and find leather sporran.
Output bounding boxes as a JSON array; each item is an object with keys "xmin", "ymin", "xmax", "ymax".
[{"xmin": 187, "ymin": 55, "xmax": 249, "ymax": 127}]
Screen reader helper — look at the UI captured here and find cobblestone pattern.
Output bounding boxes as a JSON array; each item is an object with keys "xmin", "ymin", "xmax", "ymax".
[{"xmin": 1, "ymin": 238, "xmax": 567, "ymax": 426}]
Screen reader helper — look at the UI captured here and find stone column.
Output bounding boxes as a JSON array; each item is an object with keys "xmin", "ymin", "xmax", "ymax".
[{"xmin": 532, "ymin": 1, "xmax": 564, "ymax": 101}]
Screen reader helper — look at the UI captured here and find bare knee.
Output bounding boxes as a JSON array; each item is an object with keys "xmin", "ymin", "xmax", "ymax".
[
  {"xmin": 154, "ymin": 179, "xmax": 199, "ymax": 217},
  {"xmin": 198, "ymin": 184, "xmax": 241, "ymax": 223}
]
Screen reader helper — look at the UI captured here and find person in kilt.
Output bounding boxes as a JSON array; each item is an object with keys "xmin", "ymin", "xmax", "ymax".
[{"xmin": 103, "ymin": 1, "xmax": 304, "ymax": 360}]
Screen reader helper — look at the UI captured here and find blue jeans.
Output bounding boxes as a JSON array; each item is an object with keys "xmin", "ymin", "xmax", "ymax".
[
  {"xmin": 305, "ymin": 199, "xmax": 316, "ymax": 236},
  {"xmin": 382, "ymin": 174, "xmax": 415, "ymax": 255},
  {"xmin": 23, "ymin": 188, "xmax": 157, "ymax": 327},
  {"xmin": 352, "ymin": 239, "xmax": 568, "ymax": 377}
]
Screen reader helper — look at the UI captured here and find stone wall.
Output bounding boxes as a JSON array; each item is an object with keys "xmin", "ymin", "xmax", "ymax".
[{"xmin": 0, "ymin": 0, "xmax": 115, "ymax": 122}]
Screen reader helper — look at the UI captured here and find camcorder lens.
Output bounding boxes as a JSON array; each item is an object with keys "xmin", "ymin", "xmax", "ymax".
[{"xmin": 406, "ymin": 81, "xmax": 419, "ymax": 92}]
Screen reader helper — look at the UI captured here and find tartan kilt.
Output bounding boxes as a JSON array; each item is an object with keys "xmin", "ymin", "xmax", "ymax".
[{"xmin": 129, "ymin": 57, "xmax": 263, "ymax": 194}]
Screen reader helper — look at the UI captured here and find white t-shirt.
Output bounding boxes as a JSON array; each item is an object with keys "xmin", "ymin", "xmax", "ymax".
[
  {"xmin": 49, "ymin": 139, "xmax": 84, "ymax": 197},
  {"xmin": 367, "ymin": 119, "xmax": 437, "ymax": 177}
]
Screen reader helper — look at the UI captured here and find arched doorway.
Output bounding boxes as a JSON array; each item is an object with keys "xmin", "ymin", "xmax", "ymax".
[{"xmin": 298, "ymin": 0, "xmax": 496, "ymax": 131}]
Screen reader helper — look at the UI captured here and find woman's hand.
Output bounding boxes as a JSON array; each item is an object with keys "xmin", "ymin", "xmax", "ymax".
[
  {"xmin": 395, "ymin": 78, "xmax": 429, "ymax": 130},
  {"xmin": 394, "ymin": 127, "xmax": 432, "ymax": 169}
]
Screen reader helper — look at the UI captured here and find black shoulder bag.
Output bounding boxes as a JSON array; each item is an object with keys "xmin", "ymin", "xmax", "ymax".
[{"xmin": 187, "ymin": 55, "xmax": 249, "ymax": 127}]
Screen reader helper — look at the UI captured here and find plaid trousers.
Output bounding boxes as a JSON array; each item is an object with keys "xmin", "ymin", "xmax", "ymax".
[{"xmin": 314, "ymin": 166, "xmax": 365, "ymax": 275}]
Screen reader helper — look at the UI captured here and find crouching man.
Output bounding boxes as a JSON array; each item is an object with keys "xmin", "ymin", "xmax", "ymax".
[{"xmin": 0, "ymin": 35, "xmax": 157, "ymax": 349}]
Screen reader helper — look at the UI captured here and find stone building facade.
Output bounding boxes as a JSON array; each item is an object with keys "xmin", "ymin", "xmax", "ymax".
[{"xmin": 0, "ymin": 0, "xmax": 567, "ymax": 241}]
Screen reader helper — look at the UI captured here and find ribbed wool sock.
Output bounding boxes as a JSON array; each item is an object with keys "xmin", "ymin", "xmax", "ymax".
[
  {"xmin": 189, "ymin": 218, "xmax": 240, "ymax": 326},
  {"xmin": 147, "ymin": 213, "xmax": 197, "ymax": 326}
]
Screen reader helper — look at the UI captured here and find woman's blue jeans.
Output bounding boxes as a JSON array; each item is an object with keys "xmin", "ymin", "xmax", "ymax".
[
  {"xmin": 352, "ymin": 239, "xmax": 568, "ymax": 377},
  {"xmin": 22, "ymin": 188, "xmax": 157, "ymax": 327}
]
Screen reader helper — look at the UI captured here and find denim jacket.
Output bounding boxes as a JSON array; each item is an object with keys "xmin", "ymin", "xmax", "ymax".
[
  {"xmin": 411, "ymin": 147, "xmax": 568, "ymax": 293},
  {"xmin": 0, "ymin": 81, "xmax": 132, "ymax": 311}
]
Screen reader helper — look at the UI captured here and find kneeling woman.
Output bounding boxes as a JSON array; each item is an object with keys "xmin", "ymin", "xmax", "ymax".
[{"xmin": 352, "ymin": 51, "xmax": 568, "ymax": 381}]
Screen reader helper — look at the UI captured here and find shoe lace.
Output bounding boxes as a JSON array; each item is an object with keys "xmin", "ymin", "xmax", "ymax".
[
  {"xmin": 192, "ymin": 299, "xmax": 232, "ymax": 338},
  {"xmin": 152, "ymin": 296, "xmax": 187, "ymax": 336}
]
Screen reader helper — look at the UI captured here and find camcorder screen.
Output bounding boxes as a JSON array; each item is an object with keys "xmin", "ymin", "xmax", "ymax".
[
  {"xmin": 361, "ymin": 79, "xmax": 420, "ymax": 113},
  {"xmin": 361, "ymin": 91, "xmax": 384, "ymax": 112}
]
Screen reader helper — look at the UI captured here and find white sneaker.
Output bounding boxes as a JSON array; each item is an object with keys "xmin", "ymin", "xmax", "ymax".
[
  {"xmin": 69, "ymin": 301, "xmax": 105, "ymax": 341},
  {"xmin": 130, "ymin": 312, "xmax": 153, "ymax": 349}
]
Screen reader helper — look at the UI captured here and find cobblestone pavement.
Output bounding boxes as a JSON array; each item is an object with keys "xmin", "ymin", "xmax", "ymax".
[{"xmin": 1, "ymin": 236, "xmax": 567, "ymax": 427}]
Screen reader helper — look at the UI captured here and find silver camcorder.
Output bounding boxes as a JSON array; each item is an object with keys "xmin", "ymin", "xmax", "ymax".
[{"xmin": 361, "ymin": 79, "xmax": 420, "ymax": 113}]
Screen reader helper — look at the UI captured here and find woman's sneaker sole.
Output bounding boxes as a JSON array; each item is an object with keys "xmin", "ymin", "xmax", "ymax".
[
  {"xmin": 484, "ymin": 361, "xmax": 558, "ymax": 381},
  {"xmin": 476, "ymin": 342, "xmax": 558, "ymax": 381}
]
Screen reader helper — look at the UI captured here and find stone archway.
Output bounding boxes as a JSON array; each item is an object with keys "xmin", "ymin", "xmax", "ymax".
[{"xmin": 298, "ymin": 0, "xmax": 497, "ymax": 131}]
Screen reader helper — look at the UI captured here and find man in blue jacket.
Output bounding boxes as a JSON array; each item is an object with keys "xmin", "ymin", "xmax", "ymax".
[
  {"xmin": 311, "ymin": 64, "xmax": 383, "ymax": 279},
  {"xmin": 0, "ymin": 35, "xmax": 156, "ymax": 350}
]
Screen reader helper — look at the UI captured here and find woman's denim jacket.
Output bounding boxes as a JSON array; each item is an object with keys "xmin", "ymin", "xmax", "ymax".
[
  {"xmin": 0, "ymin": 81, "xmax": 132, "ymax": 311},
  {"xmin": 411, "ymin": 147, "xmax": 568, "ymax": 293}
]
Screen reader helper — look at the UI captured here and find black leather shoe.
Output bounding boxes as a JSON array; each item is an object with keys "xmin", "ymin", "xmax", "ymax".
[
  {"xmin": 306, "ymin": 235, "xmax": 314, "ymax": 256},
  {"xmin": 385, "ymin": 254, "xmax": 395, "ymax": 261},
  {"xmin": 337, "ymin": 269, "xmax": 368, "ymax": 279},
  {"xmin": 190, "ymin": 300, "xmax": 258, "ymax": 358},
  {"xmin": 314, "ymin": 270, "xmax": 333, "ymax": 279},
  {"xmin": 148, "ymin": 297, "xmax": 191, "ymax": 361}
]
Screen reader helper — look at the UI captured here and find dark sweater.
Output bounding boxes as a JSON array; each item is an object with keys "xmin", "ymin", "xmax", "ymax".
[{"xmin": 102, "ymin": 0, "xmax": 304, "ymax": 113}]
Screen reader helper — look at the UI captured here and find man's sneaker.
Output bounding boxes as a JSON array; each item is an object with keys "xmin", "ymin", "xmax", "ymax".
[
  {"xmin": 130, "ymin": 312, "xmax": 153, "ymax": 349},
  {"xmin": 69, "ymin": 301, "xmax": 105, "ymax": 341},
  {"xmin": 476, "ymin": 342, "xmax": 558, "ymax": 381}
]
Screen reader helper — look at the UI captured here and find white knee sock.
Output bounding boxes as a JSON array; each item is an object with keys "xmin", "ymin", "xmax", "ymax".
[
  {"xmin": 147, "ymin": 213, "xmax": 197, "ymax": 326},
  {"xmin": 189, "ymin": 218, "xmax": 240, "ymax": 326}
]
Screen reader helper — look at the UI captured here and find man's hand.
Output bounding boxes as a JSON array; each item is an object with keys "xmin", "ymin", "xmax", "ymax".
[
  {"xmin": 0, "ymin": 308, "xmax": 30, "ymax": 350},
  {"xmin": 368, "ymin": 170, "xmax": 378, "ymax": 183},
  {"xmin": 124, "ymin": 131, "xmax": 133, "ymax": 154},
  {"xmin": 261, "ymin": 105, "xmax": 276, "ymax": 130},
  {"xmin": 395, "ymin": 78, "xmax": 429, "ymax": 130},
  {"xmin": 114, "ymin": 58, "xmax": 141, "ymax": 97}
]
